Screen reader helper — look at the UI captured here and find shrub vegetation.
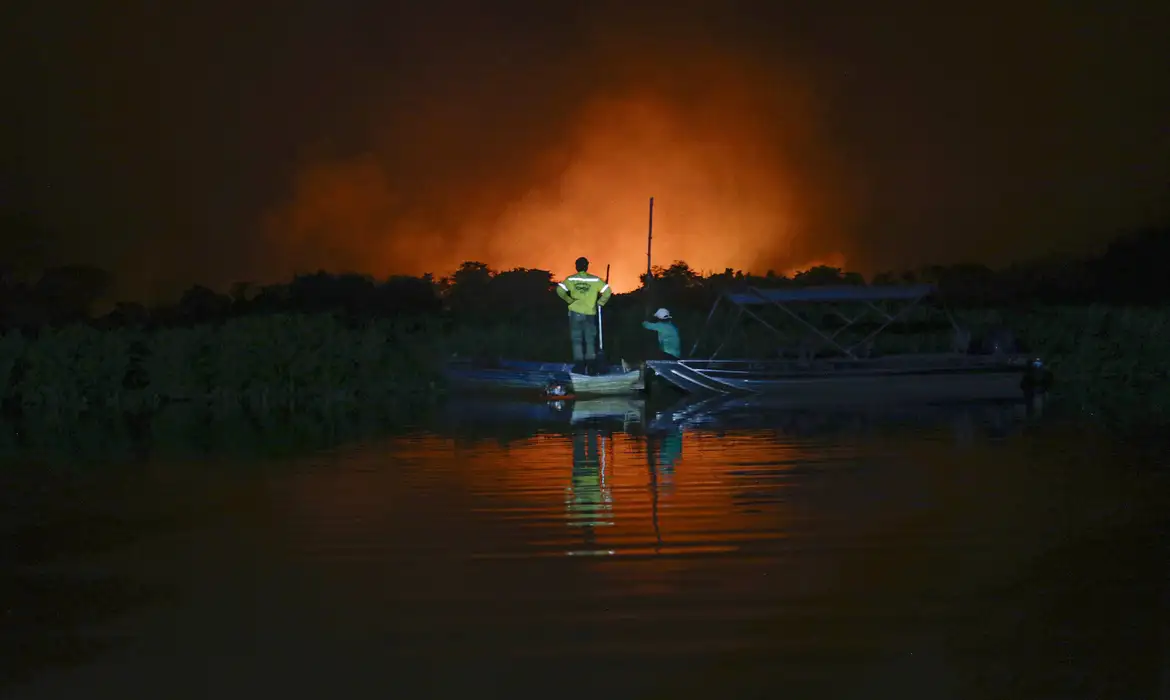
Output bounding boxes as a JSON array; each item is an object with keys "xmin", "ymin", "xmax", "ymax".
[{"xmin": 0, "ymin": 224, "xmax": 1168, "ymax": 421}]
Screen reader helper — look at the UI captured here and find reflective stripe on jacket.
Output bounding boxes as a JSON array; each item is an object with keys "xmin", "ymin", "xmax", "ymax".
[{"xmin": 556, "ymin": 272, "xmax": 611, "ymax": 316}]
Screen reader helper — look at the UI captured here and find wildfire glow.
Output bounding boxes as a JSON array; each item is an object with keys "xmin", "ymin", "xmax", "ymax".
[{"xmin": 261, "ymin": 48, "xmax": 855, "ymax": 292}]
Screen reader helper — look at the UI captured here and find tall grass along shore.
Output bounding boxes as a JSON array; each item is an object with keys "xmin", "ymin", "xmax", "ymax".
[{"xmin": 0, "ymin": 304, "xmax": 1167, "ymax": 421}]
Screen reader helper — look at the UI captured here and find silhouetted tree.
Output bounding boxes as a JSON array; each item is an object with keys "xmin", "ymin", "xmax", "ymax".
[
  {"xmin": 248, "ymin": 284, "xmax": 291, "ymax": 314},
  {"xmin": 1090, "ymin": 226, "xmax": 1170, "ymax": 305},
  {"xmin": 486, "ymin": 268, "xmax": 561, "ymax": 321},
  {"xmin": 377, "ymin": 274, "xmax": 441, "ymax": 315},
  {"xmin": 446, "ymin": 262, "xmax": 495, "ymax": 318},
  {"xmin": 792, "ymin": 265, "xmax": 862, "ymax": 286},
  {"xmin": 923, "ymin": 263, "xmax": 997, "ymax": 306},
  {"xmin": 33, "ymin": 265, "xmax": 113, "ymax": 324},
  {"xmin": 174, "ymin": 285, "xmax": 232, "ymax": 324},
  {"xmin": 7, "ymin": 220, "xmax": 1168, "ymax": 332},
  {"xmin": 286, "ymin": 271, "xmax": 378, "ymax": 315},
  {"xmin": 96, "ymin": 301, "xmax": 150, "ymax": 329}
]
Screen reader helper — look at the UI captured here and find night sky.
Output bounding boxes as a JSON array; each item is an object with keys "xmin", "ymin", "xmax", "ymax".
[{"xmin": 4, "ymin": 0, "xmax": 1168, "ymax": 301}]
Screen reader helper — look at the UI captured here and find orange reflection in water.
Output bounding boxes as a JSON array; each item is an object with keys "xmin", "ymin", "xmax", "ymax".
[
  {"xmin": 273, "ymin": 413, "xmax": 1139, "ymax": 623},
  {"xmin": 447, "ymin": 428, "xmax": 807, "ymax": 561},
  {"xmin": 274, "ymin": 425, "xmax": 816, "ymax": 575}
]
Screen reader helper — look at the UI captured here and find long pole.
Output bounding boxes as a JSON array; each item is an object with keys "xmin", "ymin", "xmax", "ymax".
[
  {"xmin": 645, "ymin": 197, "xmax": 654, "ymax": 314},
  {"xmin": 598, "ymin": 263, "xmax": 610, "ymax": 353},
  {"xmin": 644, "ymin": 200, "xmax": 662, "ymax": 548}
]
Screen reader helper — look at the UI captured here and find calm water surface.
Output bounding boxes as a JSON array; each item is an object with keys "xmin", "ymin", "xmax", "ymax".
[{"xmin": 2, "ymin": 397, "xmax": 1168, "ymax": 699}]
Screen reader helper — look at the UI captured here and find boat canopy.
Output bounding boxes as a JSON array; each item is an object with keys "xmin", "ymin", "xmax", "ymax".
[
  {"xmin": 691, "ymin": 283, "xmax": 945, "ymax": 360},
  {"xmin": 723, "ymin": 284, "xmax": 935, "ymax": 306}
]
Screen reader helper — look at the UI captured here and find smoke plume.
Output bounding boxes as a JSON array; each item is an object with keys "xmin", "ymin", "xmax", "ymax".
[{"xmin": 261, "ymin": 20, "xmax": 856, "ymax": 291}]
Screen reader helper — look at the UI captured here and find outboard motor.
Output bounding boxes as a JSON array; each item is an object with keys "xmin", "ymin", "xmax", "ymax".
[
  {"xmin": 979, "ymin": 326, "xmax": 1019, "ymax": 356},
  {"xmin": 545, "ymin": 382, "xmax": 577, "ymax": 404},
  {"xmin": 545, "ymin": 382, "xmax": 571, "ymax": 398}
]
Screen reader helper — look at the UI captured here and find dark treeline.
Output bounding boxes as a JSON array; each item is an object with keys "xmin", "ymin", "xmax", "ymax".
[
  {"xmin": 0, "ymin": 224, "xmax": 1167, "ymax": 421},
  {"xmin": 2, "ymin": 224, "xmax": 1167, "ymax": 333}
]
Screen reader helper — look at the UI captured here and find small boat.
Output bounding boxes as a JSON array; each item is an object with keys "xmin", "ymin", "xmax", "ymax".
[
  {"xmin": 443, "ymin": 358, "xmax": 644, "ymax": 397},
  {"xmin": 646, "ymin": 283, "xmax": 1051, "ymax": 403}
]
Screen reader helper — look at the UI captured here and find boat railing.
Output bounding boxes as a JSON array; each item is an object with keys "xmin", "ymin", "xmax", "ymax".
[
  {"xmin": 666, "ymin": 353, "xmax": 1032, "ymax": 375},
  {"xmin": 679, "ymin": 353, "xmax": 1001, "ymax": 364}
]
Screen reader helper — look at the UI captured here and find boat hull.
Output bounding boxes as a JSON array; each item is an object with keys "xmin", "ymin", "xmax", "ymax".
[
  {"xmin": 444, "ymin": 359, "xmax": 644, "ymax": 397},
  {"xmin": 645, "ymin": 355, "xmax": 1041, "ymax": 405}
]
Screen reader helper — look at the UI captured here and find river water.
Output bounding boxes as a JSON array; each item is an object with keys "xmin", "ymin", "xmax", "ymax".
[{"xmin": 2, "ymin": 396, "xmax": 1168, "ymax": 699}]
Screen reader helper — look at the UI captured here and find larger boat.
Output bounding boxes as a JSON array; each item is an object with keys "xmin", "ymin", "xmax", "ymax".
[{"xmin": 645, "ymin": 284, "xmax": 1050, "ymax": 404}]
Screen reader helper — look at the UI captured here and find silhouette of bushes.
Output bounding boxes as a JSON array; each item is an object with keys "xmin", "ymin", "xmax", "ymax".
[
  {"xmin": 0, "ymin": 315, "xmax": 444, "ymax": 414},
  {"xmin": 1, "ymin": 224, "xmax": 1169, "ymax": 417},
  {"xmin": 2, "ymin": 301, "xmax": 1166, "ymax": 418},
  {"xmin": 1013, "ymin": 306, "xmax": 1170, "ymax": 417}
]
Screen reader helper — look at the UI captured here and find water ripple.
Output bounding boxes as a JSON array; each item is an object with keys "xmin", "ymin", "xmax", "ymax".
[{"xmin": 5, "ymin": 400, "xmax": 1167, "ymax": 699}]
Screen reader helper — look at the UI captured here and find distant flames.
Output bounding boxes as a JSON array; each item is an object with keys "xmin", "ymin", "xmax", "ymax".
[{"xmin": 261, "ymin": 50, "xmax": 855, "ymax": 291}]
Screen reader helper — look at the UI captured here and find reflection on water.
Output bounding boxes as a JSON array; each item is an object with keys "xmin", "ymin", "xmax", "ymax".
[
  {"xmin": 566, "ymin": 427, "xmax": 614, "ymax": 551},
  {"xmin": 2, "ymin": 396, "xmax": 1168, "ymax": 699}
]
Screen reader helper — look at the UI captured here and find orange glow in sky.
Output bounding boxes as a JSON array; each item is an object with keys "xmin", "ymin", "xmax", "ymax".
[{"xmin": 261, "ymin": 51, "xmax": 854, "ymax": 292}]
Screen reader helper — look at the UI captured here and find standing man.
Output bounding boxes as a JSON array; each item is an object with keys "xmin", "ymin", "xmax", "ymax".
[{"xmin": 556, "ymin": 256, "xmax": 611, "ymax": 375}]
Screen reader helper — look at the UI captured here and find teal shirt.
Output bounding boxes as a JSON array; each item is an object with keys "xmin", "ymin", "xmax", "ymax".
[{"xmin": 641, "ymin": 320, "xmax": 681, "ymax": 358}]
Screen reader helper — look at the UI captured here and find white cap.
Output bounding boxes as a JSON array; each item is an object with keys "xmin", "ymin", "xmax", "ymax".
[{"xmin": 653, "ymin": 308, "xmax": 671, "ymax": 319}]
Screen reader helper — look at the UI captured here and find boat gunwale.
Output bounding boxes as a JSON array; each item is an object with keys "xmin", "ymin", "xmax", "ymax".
[
  {"xmin": 652, "ymin": 352, "xmax": 1036, "ymax": 381},
  {"xmin": 686, "ymin": 365, "xmax": 1030, "ymax": 381}
]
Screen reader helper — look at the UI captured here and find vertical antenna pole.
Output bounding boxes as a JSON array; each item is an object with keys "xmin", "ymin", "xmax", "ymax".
[{"xmin": 645, "ymin": 197, "xmax": 655, "ymax": 311}]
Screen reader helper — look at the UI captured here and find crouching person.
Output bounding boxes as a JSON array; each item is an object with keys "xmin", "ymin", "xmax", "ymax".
[{"xmin": 641, "ymin": 308, "xmax": 681, "ymax": 360}]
